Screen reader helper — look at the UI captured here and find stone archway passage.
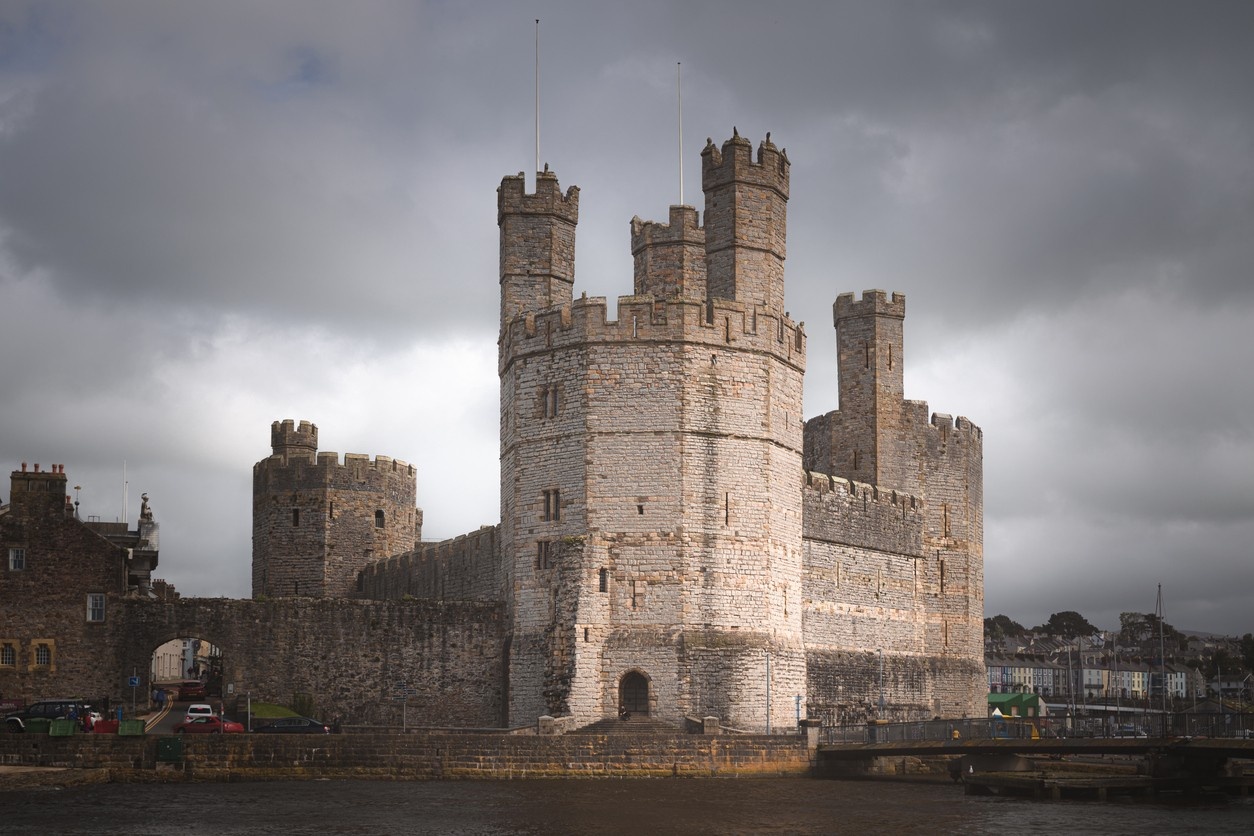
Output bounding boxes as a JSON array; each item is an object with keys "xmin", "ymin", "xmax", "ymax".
[{"xmin": 619, "ymin": 671, "xmax": 649, "ymax": 715}]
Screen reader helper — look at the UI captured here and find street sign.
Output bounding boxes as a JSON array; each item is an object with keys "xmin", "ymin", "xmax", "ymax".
[{"xmin": 128, "ymin": 676, "xmax": 140, "ymax": 687}]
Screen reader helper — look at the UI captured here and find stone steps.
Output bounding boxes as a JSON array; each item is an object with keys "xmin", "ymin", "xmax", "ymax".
[{"xmin": 571, "ymin": 715, "xmax": 683, "ymax": 735}]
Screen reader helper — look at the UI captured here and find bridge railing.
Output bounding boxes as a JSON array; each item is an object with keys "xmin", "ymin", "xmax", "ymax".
[
  {"xmin": 820, "ymin": 717, "xmax": 1052, "ymax": 745},
  {"xmin": 820, "ymin": 712, "xmax": 1254, "ymax": 745}
]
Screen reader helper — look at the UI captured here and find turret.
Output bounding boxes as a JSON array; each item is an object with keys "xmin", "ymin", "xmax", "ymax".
[
  {"xmin": 831, "ymin": 290, "xmax": 907, "ymax": 489},
  {"xmin": 701, "ymin": 130, "xmax": 789, "ymax": 313},
  {"xmin": 630, "ymin": 205, "xmax": 706, "ymax": 301},
  {"xmin": 271, "ymin": 419, "xmax": 318, "ymax": 463},
  {"xmin": 498, "ymin": 167, "xmax": 580, "ymax": 327}
]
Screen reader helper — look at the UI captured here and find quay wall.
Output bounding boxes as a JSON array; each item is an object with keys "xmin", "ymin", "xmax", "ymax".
[{"xmin": 0, "ymin": 733, "xmax": 813, "ymax": 779}]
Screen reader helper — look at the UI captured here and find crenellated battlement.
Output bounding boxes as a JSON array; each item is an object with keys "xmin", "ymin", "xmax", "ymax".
[
  {"xmin": 801, "ymin": 468, "xmax": 925, "ymax": 558},
  {"xmin": 271, "ymin": 419, "xmax": 318, "ymax": 457},
  {"xmin": 497, "ymin": 168, "xmax": 580, "ymax": 225},
  {"xmin": 801, "ymin": 469, "xmax": 921, "ymax": 512},
  {"xmin": 254, "ymin": 450, "xmax": 416, "ymax": 480},
  {"xmin": 834, "ymin": 289, "xmax": 906, "ymax": 324},
  {"xmin": 500, "ymin": 292, "xmax": 806, "ymax": 370},
  {"xmin": 629, "ymin": 205, "xmax": 703, "ymax": 251},
  {"xmin": 700, "ymin": 129, "xmax": 790, "ymax": 198},
  {"xmin": 929, "ymin": 412, "xmax": 984, "ymax": 442}
]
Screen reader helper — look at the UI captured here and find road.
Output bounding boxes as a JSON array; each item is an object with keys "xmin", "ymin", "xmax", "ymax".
[{"xmin": 145, "ymin": 699, "xmax": 233, "ymax": 734}]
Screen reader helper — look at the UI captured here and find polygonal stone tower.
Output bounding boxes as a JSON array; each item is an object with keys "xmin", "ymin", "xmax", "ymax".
[
  {"xmin": 252, "ymin": 420, "xmax": 421, "ymax": 599},
  {"xmin": 499, "ymin": 132, "xmax": 808, "ymax": 731}
]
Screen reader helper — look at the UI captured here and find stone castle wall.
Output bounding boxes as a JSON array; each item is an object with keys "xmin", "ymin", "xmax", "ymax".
[
  {"xmin": 112, "ymin": 597, "xmax": 505, "ymax": 727},
  {"xmin": 357, "ymin": 526, "xmax": 502, "ymax": 601},
  {"xmin": 800, "ymin": 290, "xmax": 985, "ymax": 720}
]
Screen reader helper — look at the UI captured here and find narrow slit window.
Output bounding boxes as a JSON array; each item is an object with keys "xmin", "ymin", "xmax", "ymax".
[
  {"xmin": 375, "ymin": 510, "xmax": 385, "ymax": 529},
  {"xmin": 599, "ymin": 568, "xmax": 608, "ymax": 592},
  {"xmin": 543, "ymin": 489, "xmax": 561, "ymax": 521},
  {"xmin": 292, "ymin": 509, "xmax": 300, "ymax": 527}
]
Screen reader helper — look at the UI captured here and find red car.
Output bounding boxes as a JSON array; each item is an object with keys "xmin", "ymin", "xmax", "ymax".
[
  {"xmin": 177, "ymin": 680, "xmax": 207, "ymax": 700},
  {"xmin": 173, "ymin": 715, "xmax": 244, "ymax": 734}
]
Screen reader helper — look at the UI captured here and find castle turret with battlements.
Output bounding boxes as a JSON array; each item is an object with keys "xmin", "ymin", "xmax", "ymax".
[{"xmin": 252, "ymin": 420, "xmax": 421, "ymax": 599}]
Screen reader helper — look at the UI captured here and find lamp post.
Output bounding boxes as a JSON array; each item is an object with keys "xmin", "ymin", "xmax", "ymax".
[{"xmin": 878, "ymin": 649, "xmax": 886, "ymax": 720}]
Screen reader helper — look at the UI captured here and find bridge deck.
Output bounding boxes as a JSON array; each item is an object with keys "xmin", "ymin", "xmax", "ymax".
[{"xmin": 817, "ymin": 737, "xmax": 1254, "ymax": 760}]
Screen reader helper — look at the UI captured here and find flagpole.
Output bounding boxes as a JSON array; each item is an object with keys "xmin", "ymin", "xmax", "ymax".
[
  {"xmin": 535, "ymin": 19, "xmax": 540, "ymax": 177},
  {"xmin": 677, "ymin": 62, "xmax": 683, "ymax": 206}
]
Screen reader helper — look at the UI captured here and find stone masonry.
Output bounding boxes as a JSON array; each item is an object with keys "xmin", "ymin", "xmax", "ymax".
[{"xmin": 349, "ymin": 129, "xmax": 985, "ymax": 729}]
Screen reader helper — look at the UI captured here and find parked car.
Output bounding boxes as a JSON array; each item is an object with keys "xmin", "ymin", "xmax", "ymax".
[
  {"xmin": 4, "ymin": 699, "xmax": 93, "ymax": 732},
  {"xmin": 184, "ymin": 704, "xmax": 215, "ymax": 723},
  {"xmin": 177, "ymin": 680, "xmax": 207, "ymax": 700},
  {"xmin": 173, "ymin": 715, "xmax": 244, "ymax": 734},
  {"xmin": 254, "ymin": 716, "xmax": 331, "ymax": 734}
]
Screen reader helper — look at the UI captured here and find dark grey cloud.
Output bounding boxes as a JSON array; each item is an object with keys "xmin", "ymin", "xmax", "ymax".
[{"xmin": 1, "ymin": 0, "xmax": 1251, "ymax": 633}]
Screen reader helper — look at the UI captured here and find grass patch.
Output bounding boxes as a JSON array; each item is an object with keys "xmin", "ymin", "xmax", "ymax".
[{"xmin": 246, "ymin": 702, "xmax": 301, "ymax": 720}]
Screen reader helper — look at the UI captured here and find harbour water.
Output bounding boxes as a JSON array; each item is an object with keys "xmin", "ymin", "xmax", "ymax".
[{"xmin": 2, "ymin": 777, "xmax": 1252, "ymax": 835}]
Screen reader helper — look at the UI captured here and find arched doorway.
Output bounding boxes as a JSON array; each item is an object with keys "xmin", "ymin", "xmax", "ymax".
[{"xmin": 619, "ymin": 670, "xmax": 650, "ymax": 716}]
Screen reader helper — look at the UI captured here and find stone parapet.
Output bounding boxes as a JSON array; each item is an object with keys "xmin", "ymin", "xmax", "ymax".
[{"xmin": 500, "ymin": 294, "xmax": 805, "ymax": 375}]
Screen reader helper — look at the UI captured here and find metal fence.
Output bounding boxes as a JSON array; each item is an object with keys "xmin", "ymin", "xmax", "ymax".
[{"xmin": 820, "ymin": 712, "xmax": 1254, "ymax": 745}]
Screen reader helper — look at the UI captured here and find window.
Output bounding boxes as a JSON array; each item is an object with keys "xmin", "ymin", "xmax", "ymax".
[
  {"xmin": 87, "ymin": 593, "xmax": 105, "ymax": 623},
  {"xmin": 0, "ymin": 643, "xmax": 14, "ymax": 667},
  {"xmin": 536, "ymin": 540, "xmax": 552, "ymax": 570},
  {"xmin": 8, "ymin": 548, "xmax": 25, "ymax": 570},
  {"xmin": 541, "ymin": 385, "xmax": 559, "ymax": 419},
  {"xmin": 292, "ymin": 509, "xmax": 300, "ymax": 526},
  {"xmin": 599, "ymin": 568, "xmax": 608, "ymax": 593},
  {"xmin": 375, "ymin": 510, "xmax": 385, "ymax": 529},
  {"xmin": 33, "ymin": 642, "xmax": 52, "ymax": 667},
  {"xmin": 543, "ymin": 489, "xmax": 560, "ymax": 522}
]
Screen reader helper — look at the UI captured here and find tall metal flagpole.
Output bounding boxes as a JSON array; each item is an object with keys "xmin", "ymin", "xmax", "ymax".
[
  {"xmin": 535, "ymin": 19, "xmax": 540, "ymax": 177},
  {"xmin": 677, "ymin": 62, "xmax": 683, "ymax": 206}
]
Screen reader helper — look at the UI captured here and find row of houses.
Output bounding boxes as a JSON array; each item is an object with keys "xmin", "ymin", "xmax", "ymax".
[{"xmin": 987, "ymin": 652, "xmax": 1205, "ymax": 703}]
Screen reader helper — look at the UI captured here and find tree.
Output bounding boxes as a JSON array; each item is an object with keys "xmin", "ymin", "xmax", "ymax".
[
  {"xmin": 984, "ymin": 615, "xmax": 1026, "ymax": 642},
  {"xmin": 1119, "ymin": 611, "xmax": 1181, "ymax": 653},
  {"xmin": 1033, "ymin": 611, "xmax": 1098, "ymax": 640},
  {"xmin": 1118, "ymin": 612, "xmax": 1149, "ymax": 646},
  {"xmin": 1239, "ymin": 633, "xmax": 1254, "ymax": 673}
]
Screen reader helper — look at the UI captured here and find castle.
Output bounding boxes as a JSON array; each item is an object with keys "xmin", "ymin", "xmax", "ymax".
[{"xmin": 252, "ymin": 130, "xmax": 985, "ymax": 730}]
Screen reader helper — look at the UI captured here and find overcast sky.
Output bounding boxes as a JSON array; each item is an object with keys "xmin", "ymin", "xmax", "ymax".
[{"xmin": 2, "ymin": 1, "xmax": 1251, "ymax": 636}]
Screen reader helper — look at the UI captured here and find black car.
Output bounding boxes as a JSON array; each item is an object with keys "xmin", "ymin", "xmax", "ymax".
[
  {"xmin": 4, "ymin": 699, "xmax": 93, "ymax": 732},
  {"xmin": 254, "ymin": 716, "xmax": 330, "ymax": 734}
]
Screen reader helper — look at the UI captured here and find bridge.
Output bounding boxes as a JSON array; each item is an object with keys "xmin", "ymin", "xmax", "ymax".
[{"xmin": 814, "ymin": 719, "xmax": 1254, "ymax": 799}]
